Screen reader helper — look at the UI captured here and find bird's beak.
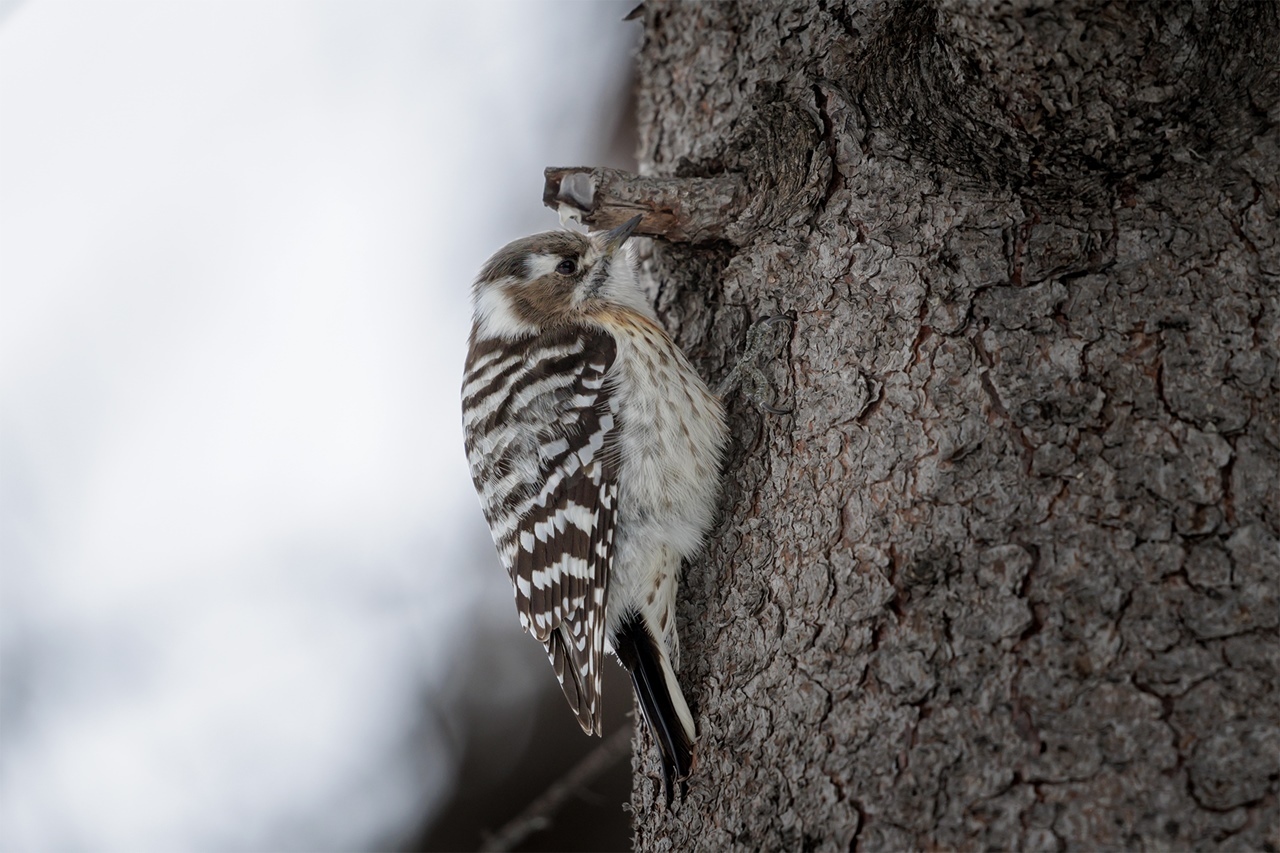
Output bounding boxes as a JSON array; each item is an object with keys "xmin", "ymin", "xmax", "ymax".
[{"xmin": 598, "ymin": 215, "xmax": 642, "ymax": 255}]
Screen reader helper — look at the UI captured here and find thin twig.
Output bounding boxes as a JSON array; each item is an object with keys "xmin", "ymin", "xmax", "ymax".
[{"xmin": 478, "ymin": 726, "xmax": 633, "ymax": 852}]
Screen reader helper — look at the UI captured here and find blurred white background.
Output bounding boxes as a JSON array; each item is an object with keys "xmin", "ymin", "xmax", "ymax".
[{"xmin": 0, "ymin": 2, "xmax": 635, "ymax": 849}]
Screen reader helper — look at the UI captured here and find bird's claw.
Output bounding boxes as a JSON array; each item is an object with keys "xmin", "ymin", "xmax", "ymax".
[{"xmin": 717, "ymin": 311, "xmax": 796, "ymax": 415}]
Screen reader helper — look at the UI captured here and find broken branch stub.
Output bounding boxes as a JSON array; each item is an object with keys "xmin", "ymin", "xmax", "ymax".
[
  {"xmin": 544, "ymin": 166, "xmax": 748, "ymax": 244},
  {"xmin": 544, "ymin": 101, "xmax": 831, "ymax": 246}
]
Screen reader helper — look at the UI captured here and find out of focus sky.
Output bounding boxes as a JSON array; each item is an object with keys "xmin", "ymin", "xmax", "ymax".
[{"xmin": 0, "ymin": 2, "xmax": 634, "ymax": 849}]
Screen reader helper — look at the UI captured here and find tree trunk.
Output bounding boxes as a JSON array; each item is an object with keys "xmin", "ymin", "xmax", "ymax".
[{"xmin": 580, "ymin": 1, "xmax": 1280, "ymax": 849}]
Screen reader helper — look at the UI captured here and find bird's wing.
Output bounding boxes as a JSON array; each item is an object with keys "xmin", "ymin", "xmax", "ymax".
[{"xmin": 462, "ymin": 324, "xmax": 618, "ymax": 734}]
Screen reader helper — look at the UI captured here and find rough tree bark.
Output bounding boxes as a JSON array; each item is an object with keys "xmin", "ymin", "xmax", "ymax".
[{"xmin": 554, "ymin": 1, "xmax": 1279, "ymax": 849}]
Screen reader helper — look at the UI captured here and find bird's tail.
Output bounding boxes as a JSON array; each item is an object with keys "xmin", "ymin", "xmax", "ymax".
[{"xmin": 612, "ymin": 609, "xmax": 695, "ymax": 805}]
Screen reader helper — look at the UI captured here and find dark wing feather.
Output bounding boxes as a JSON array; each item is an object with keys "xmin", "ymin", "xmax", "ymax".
[{"xmin": 462, "ymin": 324, "xmax": 618, "ymax": 735}]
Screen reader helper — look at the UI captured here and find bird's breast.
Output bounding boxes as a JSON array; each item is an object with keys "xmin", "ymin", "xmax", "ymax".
[{"xmin": 599, "ymin": 313, "xmax": 727, "ymax": 560}]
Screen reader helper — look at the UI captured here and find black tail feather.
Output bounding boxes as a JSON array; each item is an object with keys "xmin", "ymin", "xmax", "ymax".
[{"xmin": 613, "ymin": 610, "xmax": 693, "ymax": 806}]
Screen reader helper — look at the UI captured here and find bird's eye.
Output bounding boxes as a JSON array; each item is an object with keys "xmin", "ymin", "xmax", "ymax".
[{"xmin": 555, "ymin": 259, "xmax": 577, "ymax": 276}]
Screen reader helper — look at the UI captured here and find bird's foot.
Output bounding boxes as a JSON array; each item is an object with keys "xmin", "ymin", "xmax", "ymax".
[{"xmin": 716, "ymin": 311, "xmax": 796, "ymax": 415}]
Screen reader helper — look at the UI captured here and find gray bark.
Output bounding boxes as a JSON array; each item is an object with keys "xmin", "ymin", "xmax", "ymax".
[{"xmin": 611, "ymin": 1, "xmax": 1280, "ymax": 850}]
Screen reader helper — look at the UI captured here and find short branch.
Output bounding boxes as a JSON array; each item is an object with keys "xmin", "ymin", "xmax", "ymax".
[
  {"xmin": 545, "ymin": 101, "xmax": 830, "ymax": 246},
  {"xmin": 544, "ymin": 166, "xmax": 748, "ymax": 243}
]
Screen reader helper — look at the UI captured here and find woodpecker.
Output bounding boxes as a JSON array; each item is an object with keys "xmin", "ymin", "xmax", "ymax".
[{"xmin": 461, "ymin": 216, "xmax": 727, "ymax": 802}]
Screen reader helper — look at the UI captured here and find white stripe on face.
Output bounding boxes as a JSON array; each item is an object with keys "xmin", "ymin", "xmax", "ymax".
[
  {"xmin": 525, "ymin": 253, "xmax": 567, "ymax": 278},
  {"xmin": 473, "ymin": 280, "xmax": 537, "ymax": 340}
]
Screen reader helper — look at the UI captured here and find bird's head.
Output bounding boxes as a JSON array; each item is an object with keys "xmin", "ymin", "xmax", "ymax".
[{"xmin": 470, "ymin": 216, "xmax": 648, "ymax": 340}]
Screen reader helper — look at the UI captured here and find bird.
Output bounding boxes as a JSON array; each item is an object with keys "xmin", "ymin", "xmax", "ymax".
[{"xmin": 461, "ymin": 215, "xmax": 727, "ymax": 802}]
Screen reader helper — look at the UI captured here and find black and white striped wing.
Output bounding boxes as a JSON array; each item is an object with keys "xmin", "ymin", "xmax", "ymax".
[{"xmin": 462, "ymin": 325, "xmax": 619, "ymax": 735}]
